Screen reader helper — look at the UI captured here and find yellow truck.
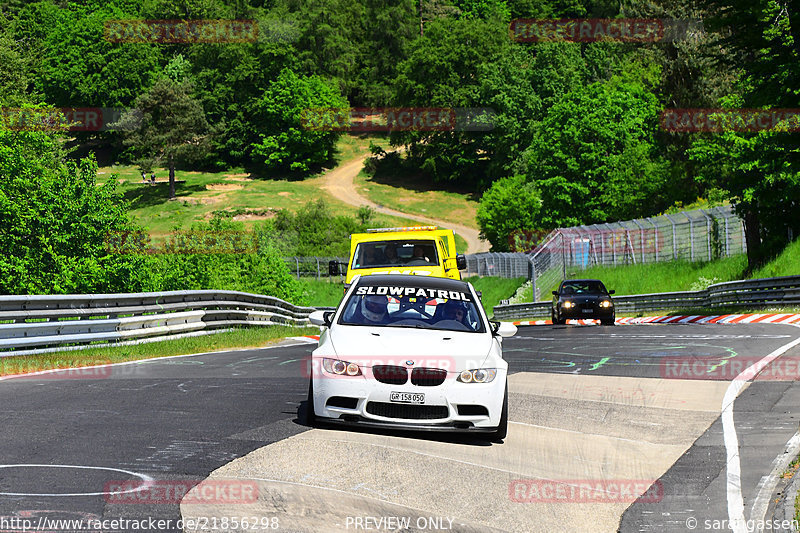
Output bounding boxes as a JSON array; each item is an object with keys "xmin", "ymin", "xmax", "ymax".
[{"xmin": 329, "ymin": 226, "xmax": 467, "ymax": 285}]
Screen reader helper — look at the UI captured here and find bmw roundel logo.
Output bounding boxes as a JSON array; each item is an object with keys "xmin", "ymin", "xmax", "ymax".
[{"xmin": 406, "ymin": 360, "xmax": 415, "ymax": 366}]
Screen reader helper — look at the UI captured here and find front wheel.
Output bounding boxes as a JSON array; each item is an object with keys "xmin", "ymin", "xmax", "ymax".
[
  {"xmin": 601, "ymin": 316, "xmax": 615, "ymax": 326},
  {"xmin": 490, "ymin": 383, "xmax": 508, "ymax": 442}
]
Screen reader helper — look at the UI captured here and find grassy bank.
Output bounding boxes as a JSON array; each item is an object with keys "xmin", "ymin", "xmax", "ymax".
[
  {"xmin": 354, "ymin": 168, "xmax": 479, "ymax": 230},
  {"xmin": 0, "ymin": 326, "xmax": 304, "ymax": 377}
]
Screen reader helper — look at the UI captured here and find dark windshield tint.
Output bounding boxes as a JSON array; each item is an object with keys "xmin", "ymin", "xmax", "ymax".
[
  {"xmin": 338, "ymin": 285, "xmax": 485, "ymax": 333},
  {"xmin": 560, "ymin": 281, "xmax": 608, "ymax": 294},
  {"xmin": 351, "ymin": 240, "xmax": 439, "ymax": 269}
]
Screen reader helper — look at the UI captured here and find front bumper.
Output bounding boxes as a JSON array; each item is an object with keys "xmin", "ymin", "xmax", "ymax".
[
  {"xmin": 558, "ymin": 306, "xmax": 614, "ymax": 319},
  {"xmin": 312, "ymin": 369, "xmax": 507, "ymax": 431}
]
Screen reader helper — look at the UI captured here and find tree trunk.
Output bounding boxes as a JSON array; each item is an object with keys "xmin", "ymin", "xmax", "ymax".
[
  {"xmin": 169, "ymin": 155, "xmax": 176, "ymax": 199},
  {"xmin": 419, "ymin": 0, "xmax": 424, "ymax": 36},
  {"xmin": 743, "ymin": 207, "xmax": 761, "ymax": 272}
]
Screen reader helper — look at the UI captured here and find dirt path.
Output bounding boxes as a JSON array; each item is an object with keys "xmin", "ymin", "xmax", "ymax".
[{"xmin": 321, "ymin": 155, "xmax": 489, "ymax": 254}]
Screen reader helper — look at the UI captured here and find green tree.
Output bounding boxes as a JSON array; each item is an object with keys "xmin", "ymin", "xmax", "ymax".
[
  {"xmin": 249, "ymin": 69, "xmax": 348, "ymax": 174},
  {"xmin": 691, "ymin": 0, "xmax": 800, "ymax": 268},
  {"xmin": 476, "ymin": 175, "xmax": 542, "ymax": 251},
  {"xmin": 0, "ymin": 128, "xmax": 149, "ymax": 294},
  {"xmin": 523, "ymin": 79, "xmax": 670, "ymax": 228},
  {"xmin": 115, "ymin": 77, "xmax": 210, "ymax": 198}
]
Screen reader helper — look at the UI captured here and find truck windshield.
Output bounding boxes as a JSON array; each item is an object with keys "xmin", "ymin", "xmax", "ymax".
[{"xmin": 351, "ymin": 240, "xmax": 439, "ymax": 269}]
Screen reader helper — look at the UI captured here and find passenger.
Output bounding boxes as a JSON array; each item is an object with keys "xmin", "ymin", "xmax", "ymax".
[
  {"xmin": 440, "ymin": 300, "xmax": 469, "ymax": 327},
  {"xmin": 384, "ymin": 245, "xmax": 400, "ymax": 264},
  {"xmin": 412, "ymin": 245, "xmax": 431, "ymax": 263}
]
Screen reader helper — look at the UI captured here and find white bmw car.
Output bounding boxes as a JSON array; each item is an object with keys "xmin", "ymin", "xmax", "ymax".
[{"xmin": 307, "ymin": 274, "xmax": 517, "ymax": 441}]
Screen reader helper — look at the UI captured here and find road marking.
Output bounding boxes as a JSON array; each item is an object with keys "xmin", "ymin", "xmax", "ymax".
[
  {"xmin": 723, "ymin": 326, "xmax": 800, "ymax": 533},
  {"xmin": 749, "ymin": 429, "xmax": 800, "ymax": 532},
  {"xmin": 0, "ymin": 464, "xmax": 152, "ymax": 497}
]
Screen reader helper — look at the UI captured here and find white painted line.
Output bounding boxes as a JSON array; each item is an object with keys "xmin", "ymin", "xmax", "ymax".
[
  {"xmin": 509, "ymin": 421, "xmax": 659, "ymax": 445},
  {"xmin": 0, "ymin": 464, "xmax": 152, "ymax": 497},
  {"xmin": 749, "ymin": 429, "xmax": 800, "ymax": 533},
  {"xmin": 723, "ymin": 324, "xmax": 800, "ymax": 533}
]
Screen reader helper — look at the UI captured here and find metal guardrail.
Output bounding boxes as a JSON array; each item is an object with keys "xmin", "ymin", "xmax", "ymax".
[
  {"xmin": 492, "ymin": 275, "xmax": 800, "ymax": 320},
  {"xmin": 0, "ymin": 290, "xmax": 329, "ymax": 356}
]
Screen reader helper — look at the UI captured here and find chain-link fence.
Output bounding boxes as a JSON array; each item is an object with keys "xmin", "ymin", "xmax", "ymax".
[
  {"xmin": 463, "ymin": 253, "xmax": 531, "ymax": 278},
  {"xmin": 283, "ymin": 257, "xmax": 346, "ymax": 279},
  {"xmin": 286, "ymin": 206, "xmax": 747, "ymax": 294},
  {"xmin": 527, "ymin": 205, "xmax": 746, "ymax": 301}
]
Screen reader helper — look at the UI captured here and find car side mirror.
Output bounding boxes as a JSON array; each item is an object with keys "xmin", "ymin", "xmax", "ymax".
[
  {"xmin": 491, "ymin": 321, "xmax": 517, "ymax": 337},
  {"xmin": 328, "ymin": 260, "xmax": 340, "ymax": 276},
  {"xmin": 456, "ymin": 253, "xmax": 467, "ymax": 270},
  {"xmin": 552, "ymin": 291, "xmax": 559, "ymax": 296},
  {"xmin": 608, "ymin": 290, "xmax": 615, "ymax": 295},
  {"xmin": 309, "ymin": 310, "xmax": 333, "ymax": 327}
]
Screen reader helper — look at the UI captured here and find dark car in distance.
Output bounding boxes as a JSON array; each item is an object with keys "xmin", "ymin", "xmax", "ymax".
[{"xmin": 551, "ymin": 279, "xmax": 615, "ymax": 325}]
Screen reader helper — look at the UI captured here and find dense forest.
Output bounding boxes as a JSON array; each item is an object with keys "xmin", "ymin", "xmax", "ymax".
[{"xmin": 0, "ymin": 0, "xmax": 798, "ymax": 296}]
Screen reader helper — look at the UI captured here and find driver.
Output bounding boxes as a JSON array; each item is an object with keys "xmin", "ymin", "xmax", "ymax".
[
  {"xmin": 356, "ymin": 294, "xmax": 390, "ymax": 324},
  {"xmin": 440, "ymin": 300, "xmax": 469, "ymax": 325}
]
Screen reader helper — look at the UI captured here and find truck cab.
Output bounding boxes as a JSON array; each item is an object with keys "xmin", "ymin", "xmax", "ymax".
[{"xmin": 330, "ymin": 226, "xmax": 467, "ymax": 285}]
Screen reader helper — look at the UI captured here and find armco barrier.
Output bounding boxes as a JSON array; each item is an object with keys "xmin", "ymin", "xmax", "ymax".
[
  {"xmin": 0, "ymin": 290, "xmax": 330, "ymax": 356},
  {"xmin": 493, "ymin": 275, "xmax": 800, "ymax": 320}
]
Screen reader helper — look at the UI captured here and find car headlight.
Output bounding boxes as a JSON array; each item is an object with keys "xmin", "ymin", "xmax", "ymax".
[
  {"xmin": 458, "ymin": 369, "xmax": 497, "ymax": 383},
  {"xmin": 600, "ymin": 300, "xmax": 612, "ymax": 308},
  {"xmin": 562, "ymin": 301, "xmax": 574, "ymax": 308},
  {"xmin": 322, "ymin": 358, "xmax": 362, "ymax": 376}
]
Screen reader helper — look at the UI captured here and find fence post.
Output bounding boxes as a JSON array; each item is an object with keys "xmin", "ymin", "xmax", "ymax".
[
  {"xmin": 647, "ymin": 217, "xmax": 659, "ymax": 262},
  {"xmin": 664, "ymin": 214, "xmax": 677, "ymax": 259},
  {"xmin": 316, "ymin": 258, "xmax": 320, "ymax": 280},
  {"xmin": 632, "ymin": 219, "xmax": 645, "ymax": 263},
  {"xmin": 700, "ymin": 209, "xmax": 713, "ymax": 260},
  {"xmin": 684, "ymin": 212, "xmax": 694, "ymax": 261},
  {"xmin": 296, "ymin": 257, "xmax": 300, "ymax": 278},
  {"xmin": 561, "ymin": 232, "xmax": 567, "ymax": 280}
]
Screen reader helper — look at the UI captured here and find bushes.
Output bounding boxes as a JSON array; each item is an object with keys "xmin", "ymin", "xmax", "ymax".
[{"xmin": 0, "ymin": 129, "xmax": 305, "ymax": 303}]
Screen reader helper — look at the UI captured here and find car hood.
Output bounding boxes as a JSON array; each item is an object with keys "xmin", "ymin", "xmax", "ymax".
[
  {"xmin": 328, "ymin": 325, "xmax": 493, "ymax": 370},
  {"xmin": 561, "ymin": 294, "xmax": 608, "ymax": 303}
]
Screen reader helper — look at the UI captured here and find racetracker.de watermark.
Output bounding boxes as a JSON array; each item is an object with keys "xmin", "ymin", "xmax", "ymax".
[
  {"xmin": 104, "ymin": 479, "xmax": 258, "ymax": 504},
  {"xmin": 661, "ymin": 356, "xmax": 800, "ymax": 381},
  {"xmin": 104, "ymin": 19, "xmax": 258, "ymax": 43},
  {"xmin": 509, "ymin": 18, "xmax": 702, "ymax": 43},
  {"xmin": 105, "ymin": 230, "xmax": 259, "ymax": 255},
  {"xmin": 0, "ymin": 107, "xmax": 134, "ymax": 132},
  {"xmin": 301, "ymin": 107, "xmax": 496, "ymax": 132},
  {"xmin": 509, "ymin": 479, "xmax": 663, "ymax": 503},
  {"xmin": 660, "ymin": 108, "xmax": 800, "ymax": 132},
  {"xmin": 303, "ymin": 355, "xmax": 469, "ymax": 380}
]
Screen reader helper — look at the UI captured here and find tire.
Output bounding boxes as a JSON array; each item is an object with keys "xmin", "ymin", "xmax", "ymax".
[
  {"xmin": 601, "ymin": 317, "xmax": 615, "ymax": 326},
  {"xmin": 305, "ymin": 377, "xmax": 316, "ymax": 426},
  {"xmin": 490, "ymin": 383, "xmax": 509, "ymax": 442}
]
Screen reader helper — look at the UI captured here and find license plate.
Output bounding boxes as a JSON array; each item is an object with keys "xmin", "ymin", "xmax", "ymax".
[
  {"xmin": 390, "ymin": 392, "xmax": 425, "ymax": 404},
  {"xmin": 582, "ymin": 309, "xmax": 594, "ymax": 313}
]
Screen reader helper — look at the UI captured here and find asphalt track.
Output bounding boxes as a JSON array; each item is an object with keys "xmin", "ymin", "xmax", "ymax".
[{"xmin": 1, "ymin": 324, "xmax": 800, "ymax": 532}]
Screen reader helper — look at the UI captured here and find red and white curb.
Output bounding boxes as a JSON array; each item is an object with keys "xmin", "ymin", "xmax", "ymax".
[{"xmin": 513, "ymin": 313, "xmax": 800, "ymax": 327}]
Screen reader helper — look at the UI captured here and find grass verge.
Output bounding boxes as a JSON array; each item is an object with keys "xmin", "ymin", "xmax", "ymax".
[
  {"xmin": 0, "ymin": 326, "xmax": 305, "ymax": 377},
  {"xmin": 464, "ymin": 276, "xmax": 527, "ymax": 318}
]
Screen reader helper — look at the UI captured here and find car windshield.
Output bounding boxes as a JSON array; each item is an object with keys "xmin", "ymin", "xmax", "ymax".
[
  {"xmin": 351, "ymin": 240, "xmax": 439, "ymax": 269},
  {"xmin": 560, "ymin": 281, "xmax": 608, "ymax": 294},
  {"xmin": 337, "ymin": 283, "xmax": 485, "ymax": 333}
]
